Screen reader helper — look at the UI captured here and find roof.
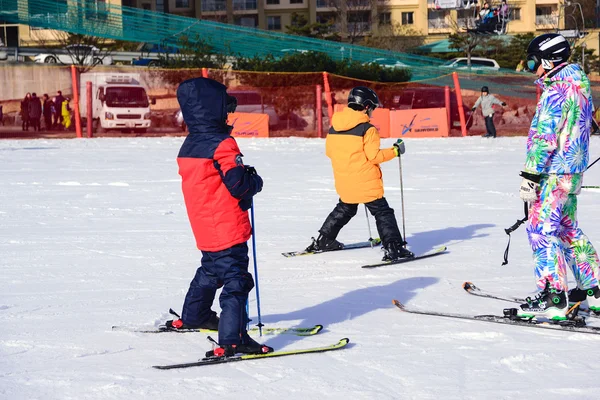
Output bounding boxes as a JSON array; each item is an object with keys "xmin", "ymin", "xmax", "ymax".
[{"xmin": 414, "ymin": 35, "xmax": 513, "ymax": 54}]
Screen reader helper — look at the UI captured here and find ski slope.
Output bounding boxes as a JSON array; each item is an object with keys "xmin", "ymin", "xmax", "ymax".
[{"xmin": 2, "ymin": 136, "xmax": 600, "ymax": 400}]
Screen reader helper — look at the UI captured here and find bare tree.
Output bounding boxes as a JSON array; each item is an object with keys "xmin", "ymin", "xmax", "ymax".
[
  {"xmin": 361, "ymin": 22, "xmax": 425, "ymax": 52},
  {"xmin": 447, "ymin": 17, "xmax": 489, "ymax": 67},
  {"xmin": 31, "ymin": 31, "xmax": 114, "ymax": 73},
  {"xmin": 319, "ymin": 0, "xmax": 374, "ymax": 44}
]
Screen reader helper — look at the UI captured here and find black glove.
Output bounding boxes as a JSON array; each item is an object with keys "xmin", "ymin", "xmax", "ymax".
[
  {"xmin": 245, "ymin": 165, "xmax": 263, "ymax": 193},
  {"xmin": 471, "ymin": 107, "xmax": 476, "ymax": 112},
  {"xmin": 501, "ymin": 102, "xmax": 507, "ymax": 106}
]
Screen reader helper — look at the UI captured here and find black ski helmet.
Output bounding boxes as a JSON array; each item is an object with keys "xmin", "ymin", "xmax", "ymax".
[
  {"xmin": 347, "ymin": 86, "xmax": 380, "ymax": 111},
  {"xmin": 481, "ymin": 86, "xmax": 489, "ymax": 93},
  {"xmin": 525, "ymin": 33, "xmax": 571, "ymax": 73}
]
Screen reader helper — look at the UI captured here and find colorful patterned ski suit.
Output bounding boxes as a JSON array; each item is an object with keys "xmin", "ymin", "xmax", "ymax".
[{"xmin": 524, "ymin": 63, "xmax": 599, "ymax": 291}]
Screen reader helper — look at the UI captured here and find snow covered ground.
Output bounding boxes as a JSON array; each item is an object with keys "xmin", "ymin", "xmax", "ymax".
[{"xmin": 1, "ymin": 136, "xmax": 600, "ymax": 400}]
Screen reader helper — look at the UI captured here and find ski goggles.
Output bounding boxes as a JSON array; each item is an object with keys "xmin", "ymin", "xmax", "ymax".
[{"xmin": 525, "ymin": 54, "xmax": 540, "ymax": 73}]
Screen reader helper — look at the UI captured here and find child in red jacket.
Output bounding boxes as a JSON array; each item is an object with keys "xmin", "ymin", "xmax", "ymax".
[{"xmin": 166, "ymin": 77, "xmax": 271, "ymax": 357}]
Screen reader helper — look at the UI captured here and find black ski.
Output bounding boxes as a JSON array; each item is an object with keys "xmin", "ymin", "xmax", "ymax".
[
  {"xmin": 112, "ymin": 324, "xmax": 323, "ymax": 336},
  {"xmin": 462, "ymin": 281, "xmax": 598, "ymax": 317},
  {"xmin": 152, "ymin": 338, "xmax": 350, "ymax": 369},
  {"xmin": 361, "ymin": 246, "xmax": 448, "ymax": 269},
  {"xmin": 462, "ymin": 281, "xmax": 525, "ymax": 303},
  {"xmin": 282, "ymin": 238, "xmax": 381, "ymax": 257},
  {"xmin": 393, "ymin": 299, "xmax": 600, "ymax": 336}
]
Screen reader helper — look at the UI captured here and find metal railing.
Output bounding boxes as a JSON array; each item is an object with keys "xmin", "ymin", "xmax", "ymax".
[
  {"xmin": 233, "ymin": 0, "xmax": 257, "ymax": 11},
  {"xmin": 202, "ymin": 0, "xmax": 226, "ymax": 12},
  {"xmin": 535, "ymin": 14, "xmax": 558, "ymax": 26}
]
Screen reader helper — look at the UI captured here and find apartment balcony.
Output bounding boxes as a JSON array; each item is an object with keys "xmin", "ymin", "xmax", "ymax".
[
  {"xmin": 457, "ymin": 17, "xmax": 476, "ymax": 29},
  {"xmin": 233, "ymin": 0, "xmax": 257, "ymax": 11},
  {"xmin": 350, "ymin": 21, "xmax": 370, "ymax": 32},
  {"xmin": 202, "ymin": 0, "xmax": 226, "ymax": 12},
  {"xmin": 535, "ymin": 14, "xmax": 558, "ymax": 26},
  {"xmin": 317, "ymin": 0, "xmax": 371, "ymax": 9}
]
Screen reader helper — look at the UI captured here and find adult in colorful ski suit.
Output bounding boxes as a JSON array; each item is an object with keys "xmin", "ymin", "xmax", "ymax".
[
  {"xmin": 518, "ymin": 34, "xmax": 600, "ymax": 318},
  {"xmin": 170, "ymin": 77, "xmax": 269, "ymax": 354}
]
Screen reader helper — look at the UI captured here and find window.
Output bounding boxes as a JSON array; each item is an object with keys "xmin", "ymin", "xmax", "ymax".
[
  {"xmin": 235, "ymin": 16, "xmax": 257, "ymax": 27},
  {"xmin": 142, "ymin": 3, "xmax": 151, "ymax": 10},
  {"xmin": 267, "ymin": 16, "xmax": 282, "ymax": 30},
  {"xmin": 290, "ymin": 0, "xmax": 303, "ymax": 3},
  {"xmin": 428, "ymin": 10, "xmax": 449, "ymax": 29},
  {"xmin": 202, "ymin": 0, "xmax": 226, "ymax": 11},
  {"xmin": 472, "ymin": 60, "xmax": 495, "ymax": 67},
  {"xmin": 175, "ymin": 0, "xmax": 190, "ymax": 7},
  {"xmin": 401, "ymin": 12, "xmax": 414, "ymax": 25},
  {"xmin": 156, "ymin": 0, "xmax": 164, "ymax": 12},
  {"xmin": 266, "ymin": 0, "xmax": 280, "ymax": 4},
  {"xmin": 379, "ymin": 12, "xmax": 391, "ymax": 25},
  {"xmin": 85, "ymin": 0, "xmax": 108, "ymax": 21},
  {"xmin": 512, "ymin": 8, "xmax": 521, "ymax": 20}
]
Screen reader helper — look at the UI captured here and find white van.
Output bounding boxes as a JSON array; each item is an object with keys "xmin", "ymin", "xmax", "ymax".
[
  {"xmin": 79, "ymin": 73, "xmax": 154, "ymax": 133},
  {"xmin": 175, "ymin": 90, "xmax": 279, "ymax": 130},
  {"xmin": 441, "ymin": 57, "xmax": 500, "ymax": 71}
]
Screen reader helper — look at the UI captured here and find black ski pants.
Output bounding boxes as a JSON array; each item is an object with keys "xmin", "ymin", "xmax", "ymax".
[
  {"xmin": 181, "ymin": 242, "xmax": 254, "ymax": 345},
  {"xmin": 319, "ymin": 198, "xmax": 404, "ymax": 247},
  {"xmin": 484, "ymin": 115, "xmax": 497, "ymax": 137}
]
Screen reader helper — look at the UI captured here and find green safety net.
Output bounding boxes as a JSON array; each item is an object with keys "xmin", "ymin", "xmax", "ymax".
[{"xmin": 0, "ymin": 0, "xmax": 527, "ymax": 82}]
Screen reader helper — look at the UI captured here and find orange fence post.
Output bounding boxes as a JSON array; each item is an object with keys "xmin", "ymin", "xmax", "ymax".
[
  {"xmin": 86, "ymin": 81, "xmax": 92, "ymax": 138},
  {"xmin": 70, "ymin": 65, "xmax": 82, "ymax": 138},
  {"xmin": 322, "ymin": 72, "xmax": 333, "ymax": 123},
  {"xmin": 452, "ymin": 72, "xmax": 467, "ymax": 137},
  {"xmin": 202, "ymin": 68, "xmax": 208, "ymax": 78},
  {"xmin": 316, "ymin": 84, "xmax": 323, "ymax": 138},
  {"xmin": 444, "ymin": 85, "xmax": 451, "ymax": 131}
]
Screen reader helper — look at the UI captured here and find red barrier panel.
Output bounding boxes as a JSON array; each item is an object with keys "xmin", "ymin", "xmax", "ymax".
[
  {"xmin": 228, "ymin": 112, "xmax": 269, "ymax": 137},
  {"xmin": 370, "ymin": 108, "xmax": 390, "ymax": 138},
  {"xmin": 390, "ymin": 108, "xmax": 449, "ymax": 138}
]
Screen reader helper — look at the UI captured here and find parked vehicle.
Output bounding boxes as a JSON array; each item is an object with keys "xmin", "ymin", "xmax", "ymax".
[
  {"xmin": 174, "ymin": 90, "xmax": 279, "ymax": 130},
  {"xmin": 366, "ymin": 58, "xmax": 409, "ymax": 69},
  {"xmin": 34, "ymin": 44, "xmax": 113, "ymax": 65},
  {"xmin": 79, "ymin": 73, "xmax": 154, "ymax": 133},
  {"xmin": 384, "ymin": 87, "xmax": 473, "ymax": 130},
  {"xmin": 132, "ymin": 43, "xmax": 178, "ymax": 67},
  {"xmin": 0, "ymin": 38, "xmax": 7, "ymax": 61},
  {"xmin": 441, "ymin": 57, "xmax": 500, "ymax": 71}
]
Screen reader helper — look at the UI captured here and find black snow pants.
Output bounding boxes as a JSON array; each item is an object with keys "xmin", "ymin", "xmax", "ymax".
[{"xmin": 319, "ymin": 198, "xmax": 404, "ymax": 247}]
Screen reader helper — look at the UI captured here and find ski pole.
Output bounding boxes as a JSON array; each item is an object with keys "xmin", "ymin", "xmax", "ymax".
[
  {"xmin": 364, "ymin": 205, "xmax": 374, "ymax": 247},
  {"xmin": 398, "ymin": 151, "xmax": 407, "ymax": 246},
  {"xmin": 586, "ymin": 156, "xmax": 600, "ymax": 172},
  {"xmin": 250, "ymin": 200, "xmax": 264, "ymax": 336},
  {"xmin": 465, "ymin": 112, "xmax": 473, "ymax": 131}
]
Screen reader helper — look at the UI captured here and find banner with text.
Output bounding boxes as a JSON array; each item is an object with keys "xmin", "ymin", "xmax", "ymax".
[
  {"xmin": 228, "ymin": 112, "xmax": 269, "ymax": 138},
  {"xmin": 389, "ymin": 108, "xmax": 449, "ymax": 138}
]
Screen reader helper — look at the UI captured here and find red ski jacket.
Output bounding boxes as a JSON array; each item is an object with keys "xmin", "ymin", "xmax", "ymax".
[{"xmin": 176, "ymin": 78, "xmax": 263, "ymax": 252}]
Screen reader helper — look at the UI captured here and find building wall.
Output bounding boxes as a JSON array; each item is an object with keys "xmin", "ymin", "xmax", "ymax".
[{"xmin": 4, "ymin": 0, "xmax": 124, "ymax": 46}]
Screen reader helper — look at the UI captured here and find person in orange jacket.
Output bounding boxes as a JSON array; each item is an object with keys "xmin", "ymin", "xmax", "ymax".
[{"xmin": 306, "ymin": 86, "xmax": 414, "ymax": 261}]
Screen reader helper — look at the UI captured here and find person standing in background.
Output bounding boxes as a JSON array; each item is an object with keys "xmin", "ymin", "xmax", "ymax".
[
  {"xmin": 42, "ymin": 94, "xmax": 53, "ymax": 131},
  {"xmin": 28, "ymin": 93, "xmax": 42, "ymax": 132},
  {"xmin": 20, "ymin": 93, "xmax": 31, "ymax": 131},
  {"xmin": 471, "ymin": 86, "xmax": 507, "ymax": 138},
  {"xmin": 54, "ymin": 90, "xmax": 65, "ymax": 129}
]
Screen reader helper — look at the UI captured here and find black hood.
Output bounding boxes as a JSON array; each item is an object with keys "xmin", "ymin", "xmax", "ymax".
[{"xmin": 176, "ymin": 77, "xmax": 230, "ymax": 134}]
